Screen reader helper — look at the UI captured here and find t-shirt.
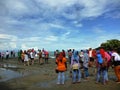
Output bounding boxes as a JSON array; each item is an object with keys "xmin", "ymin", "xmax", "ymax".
[
  {"xmin": 112, "ymin": 52, "xmax": 120, "ymax": 61},
  {"xmin": 24, "ymin": 54, "xmax": 29, "ymax": 61},
  {"xmin": 105, "ymin": 52, "xmax": 111, "ymax": 62},
  {"xmin": 97, "ymin": 54, "xmax": 103, "ymax": 64},
  {"xmin": 89, "ymin": 50, "xmax": 92, "ymax": 57},
  {"xmin": 30, "ymin": 52, "xmax": 34, "ymax": 58},
  {"xmin": 56, "ymin": 57, "xmax": 67, "ymax": 71}
]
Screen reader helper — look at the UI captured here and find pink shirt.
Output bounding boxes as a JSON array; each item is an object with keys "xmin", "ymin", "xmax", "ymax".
[{"xmin": 105, "ymin": 52, "xmax": 111, "ymax": 62}]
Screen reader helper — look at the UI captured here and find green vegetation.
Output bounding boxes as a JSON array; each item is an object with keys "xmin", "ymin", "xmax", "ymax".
[{"xmin": 97, "ymin": 39, "xmax": 120, "ymax": 53}]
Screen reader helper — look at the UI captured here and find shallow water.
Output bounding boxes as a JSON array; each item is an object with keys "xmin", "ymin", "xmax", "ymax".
[{"xmin": 0, "ymin": 68, "xmax": 23, "ymax": 82}]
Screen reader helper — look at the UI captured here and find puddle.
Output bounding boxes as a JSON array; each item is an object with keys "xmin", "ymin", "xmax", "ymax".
[
  {"xmin": 0, "ymin": 68, "xmax": 23, "ymax": 82},
  {"xmin": 0, "ymin": 64, "xmax": 43, "ymax": 82}
]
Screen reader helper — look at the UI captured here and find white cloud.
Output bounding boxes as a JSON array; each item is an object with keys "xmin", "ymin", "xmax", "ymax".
[
  {"xmin": 45, "ymin": 35, "xmax": 58, "ymax": 41},
  {"xmin": 0, "ymin": 34, "xmax": 17, "ymax": 41},
  {"xmin": 92, "ymin": 27, "xmax": 105, "ymax": 33},
  {"xmin": 9, "ymin": 42, "xmax": 17, "ymax": 48},
  {"xmin": 40, "ymin": 0, "xmax": 75, "ymax": 8},
  {"xmin": 21, "ymin": 44, "xmax": 38, "ymax": 50},
  {"xmin": 0, "ymin": 34, "xmax": 17, "ymax": 50},
  {"xmin": 49, "ymin": 23, "xmax": 65, "ymax": 29},
  {"xmin": 0, "ymin": 0, "xmax": 120, "ymax": 51}
]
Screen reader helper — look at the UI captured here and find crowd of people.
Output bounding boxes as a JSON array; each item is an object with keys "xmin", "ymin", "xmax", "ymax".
[
  {"xmin": 55, "ymin": 47, "xmax": 120, "ymax": 85},
  {"xmin": 0, "ymin": 47, "xmax": 120, "ymax": 85},
  {"xmin": 0, "ymin": 48, "xmax": 49, "ymax": 66},
  {"xmin": 0, "ymin": 50, "xmax": 16, "ymax": 61},
  {"xmin": 17, "ymin": 48, "xmax": 49, "ymax": 66}
]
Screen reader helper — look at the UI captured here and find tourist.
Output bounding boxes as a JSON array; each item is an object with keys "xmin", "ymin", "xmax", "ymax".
[
  {"xmin": 83, "ymin": 50, "xmax": 89, "ymax": 81},
  {"xmin": 71, "ymin": 51, "xmax": 81, "ymax": 84},
  {"xmin": 56, "ymin": 52, "xmax": 67, "ymax": 85},
  {"xmin": 111, "ymin": 49, "xmax": 120, "ymax": 83},
  {"xmin": 96, "ymin": 50, "xmax": 107, "ymax": 85}
]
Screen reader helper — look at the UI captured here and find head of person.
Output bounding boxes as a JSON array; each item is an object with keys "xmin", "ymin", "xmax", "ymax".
[
  {"xmin": 73, "ymin": 51, "xmax": 79, "ymax": 59},
  {"xmin": 96, "ymin": 50, "xmax": 100, "ymax": 54},
  {"xmin": 58, "ymin": 52, "xmax": 64, "ymax": 62}
]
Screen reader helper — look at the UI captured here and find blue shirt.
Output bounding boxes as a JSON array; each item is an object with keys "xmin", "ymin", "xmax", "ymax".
[{"xmin": 97, "ymin": 54, "xmax": 103, "ymax": 64}]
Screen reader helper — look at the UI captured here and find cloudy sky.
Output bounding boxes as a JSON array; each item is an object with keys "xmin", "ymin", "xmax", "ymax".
[{"xmin": 0, "ymin": 0, "xmax": 120, "ymax": 51}]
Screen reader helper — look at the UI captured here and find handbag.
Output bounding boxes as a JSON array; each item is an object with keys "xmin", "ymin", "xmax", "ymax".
[{"xmin": 72, "ymin": 63, "xmax": 79, "ymax": 70}]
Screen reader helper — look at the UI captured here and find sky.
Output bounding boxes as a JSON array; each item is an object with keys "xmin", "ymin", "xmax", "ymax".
[{"xmin": 0, "ymin": 0, "xmax": 120, "ymax": 51}]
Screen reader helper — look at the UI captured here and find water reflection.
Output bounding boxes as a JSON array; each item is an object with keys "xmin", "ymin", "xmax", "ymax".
[{"xmin": 0, "ymin": 68, "xmax": 23, "ymax": 82}]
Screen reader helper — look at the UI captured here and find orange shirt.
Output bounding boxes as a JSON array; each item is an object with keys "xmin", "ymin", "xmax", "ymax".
[{"xmin": 56, "ymin": 57, "xmax": 67, "ymax": 72}]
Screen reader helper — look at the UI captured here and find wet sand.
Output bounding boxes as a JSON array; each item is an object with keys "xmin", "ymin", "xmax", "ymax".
[{"xmin": 0, "ymin": 58, "xmax": 120, "ymax": 90}]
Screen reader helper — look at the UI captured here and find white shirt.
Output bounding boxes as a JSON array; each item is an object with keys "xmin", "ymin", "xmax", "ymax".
[
  {"xmin": 30, "ymin": 52, "xmax": 34, "ymax": 58},
  {"xmin": 89, "ymin": 50, "xmax": 92, "ymax": 57},
  {"xmin": 6, "ymin": 51, "xmax": 9, "ymax": 55},
  {"xmin": 24, "ymin": 54, "xmax": 29, "ymax": 61},
  {"xmin": 112, "ymin": 52, "xmax": 120, "ymax": 61}
]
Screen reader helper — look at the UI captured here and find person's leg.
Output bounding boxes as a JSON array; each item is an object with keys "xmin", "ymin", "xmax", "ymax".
[
  {"xmin": 57, "ymin": 72, "xmax": 61, "ymax": 84},
  {"xmin": 117, "ymin": 66, "xmax": 120, "ymax": 82},
  {"xmin": 84, "ymin": 67, "xmax": 89, "ymax": 80},
  {"xmin": 105, "ymin": 69, "xmax": 108, "ymax": 82},
  {"xmin": 27, "ymin": 61, "xmax": 29, "ymax": 66},
  {"xmin": 102, "ymin": 69, "xmax": 107, "ymax": 84},
  {"xmin": 114, "ymin": 66, "xmax": 120, "ymax": 82},
  {"xmin": 72, "ymin": 70, "xmax": 77, "ymax": 83},
  {"xmin": 96, "ymin": 67, "xmax": 101, "ymax": 83},
  {"xmin": 61, "ymin": 72, "xmax": 65, "ymax": 84},
  {"xmin": 45, "ymin": 58, "xmax": 47, "ymax": 64},
  {"xmin": 77, "ymin": 69, "xmax": 81, "ymax": 82},
  {"xmin": 46, "ymin": 58, "xmax": 48, "ymax": 64}
]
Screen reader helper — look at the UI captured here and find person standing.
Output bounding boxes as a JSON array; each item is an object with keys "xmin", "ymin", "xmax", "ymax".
[
  {"xmin": 38, "ymin": 50, "xmax": 43, "ymax": 65},
  {"xmin": 104, "ymin": 51, "xmax": 111, "ymax": 83},
  {"xmin": 68, "ymin": 49, "xmax": 72, "ymax": 64},
  {"xmin": 30, "ymin": 49, "xmax": 35, "ymax": 65},
  {"xmin": 6, "ymin": 50, "xmax": 9, "ymax": 60},
  {"xmin": 111, "ymin": 49, "xmax": 120, "ymax": 83},
  {"xmin": 96, "ymin": 50, "xmax": 107, "ymax": 85},
  {"xmin": 83, "ymin": 50, "xmax": 89, "ymax": 81},
  {"xmin": 24, "ymin": 51, "xmax": 29, "ymax": 66},
  {"xmin": 56, "ymin": 52, "xmax": 67, "ymax": 85},
  {"xmin": 44, "ymin": 51, "xmax": 49, "ymax": 64},
  {"xmin": 71, "ymin": 51, "xmax": 81, "ymax": 84}
]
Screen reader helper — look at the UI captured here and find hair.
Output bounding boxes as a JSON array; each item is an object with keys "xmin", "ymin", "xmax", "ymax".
[{"xmin": 58, "ymin": 52, "xmax": 64, "ymax": 63}]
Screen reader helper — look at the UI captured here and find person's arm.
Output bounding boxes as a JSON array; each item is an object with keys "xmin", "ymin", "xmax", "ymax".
[
  {"xmin": 55, "ymin": 59, "xmax": 58, "ymax": 64},
  {"xmin": 65, "ymin": 62, "xmax": 67, "ymax": 70},
  {"xmin": 111, "ymin": 56, "xmax": 115, "ymax": 68}
]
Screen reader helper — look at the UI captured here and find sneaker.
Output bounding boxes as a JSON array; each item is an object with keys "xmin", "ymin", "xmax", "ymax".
[
  {"xmin": 77, "ymin": 81, "xmax": 81, "ymax": 83},
  {"xmin": 103, "ymin": 82, "xmax": 106, "ymax": 85},
  {"xmin": 57, "ymin": 82, "xmax": 60, "ymax": 85},
  {"xmin": 95, "ymin": 81, "xmax": 99, "ymax": 84},
  {"xmin": 116, "ymin": 81, "xmax": 120, "ymax": 84},
  {"xmin": 72, "ymin": 82, "xmax": 76, "ymax": 84},
  {"xmin": 105, "ymin": 80, "xmax": 109, "ymax": 84}
]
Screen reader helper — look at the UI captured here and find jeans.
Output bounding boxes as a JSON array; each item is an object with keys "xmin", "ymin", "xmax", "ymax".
[
  {"xmin": 105, "ymin": 70, "xmax": 108, "ymax": 81},
  {"xmin": 84, "ymin": 67, "xmax": 89, "ymax": 78},
  {"xmin": 96, "ymin": 66, "xmax": 107, "ymax": 84},
  {"xmin": 57, "ymin": 72, "xmax": 65, "ymax": 84},
  {"xmin": 72, "ymin": 69, "xmax": 81, "ymax": 83}
]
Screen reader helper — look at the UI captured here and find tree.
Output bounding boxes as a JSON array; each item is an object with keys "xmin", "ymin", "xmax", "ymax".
[{"xmin": 99, "ymin": 39, "xmax": 120, "ymax": 53}]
